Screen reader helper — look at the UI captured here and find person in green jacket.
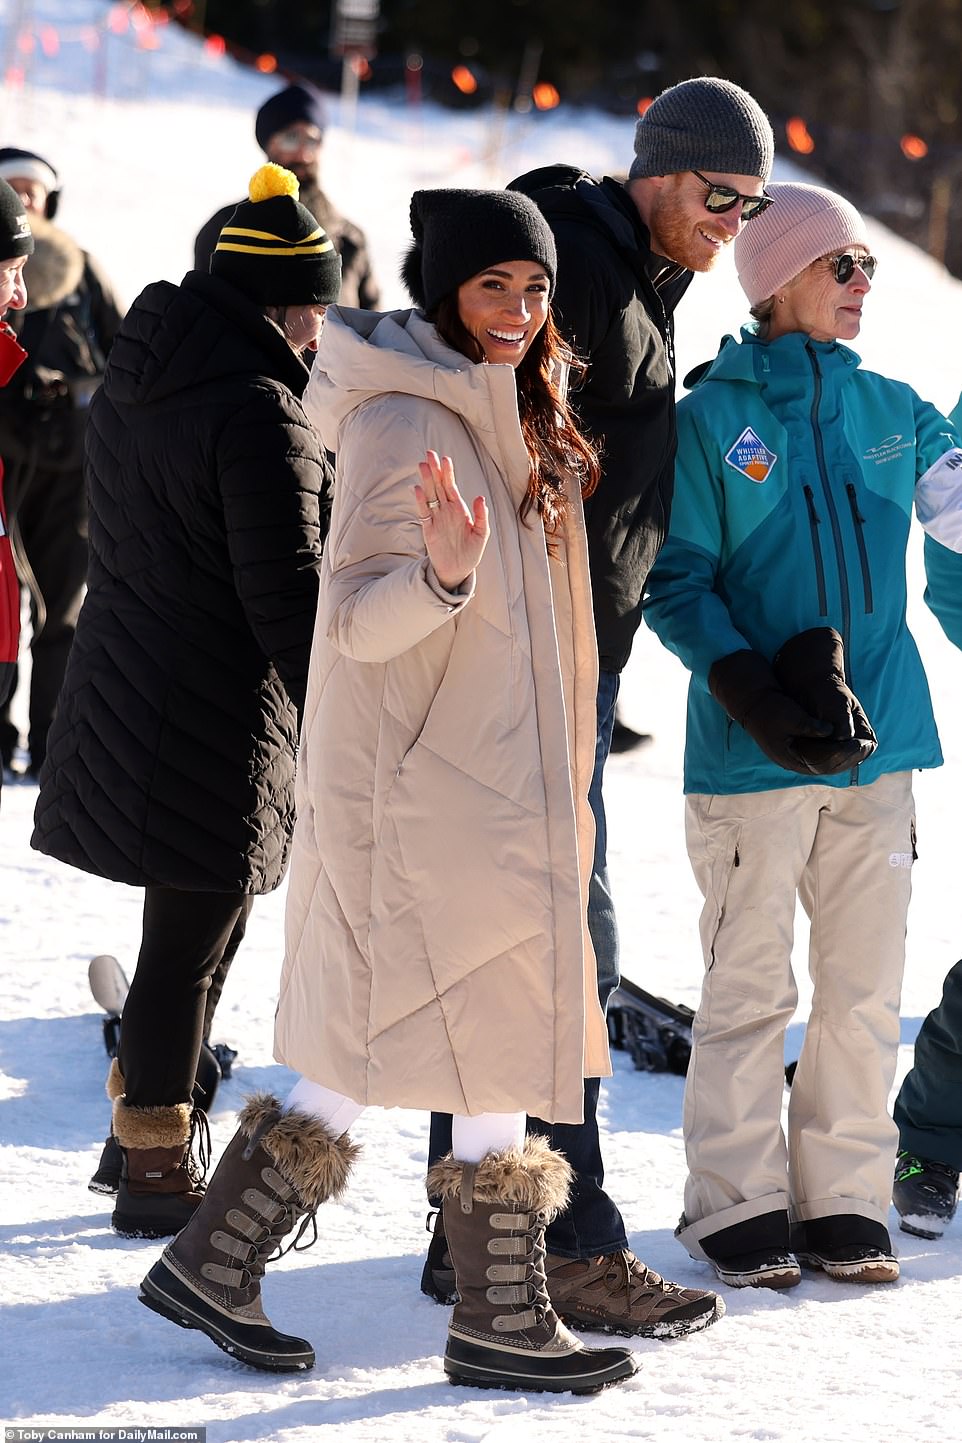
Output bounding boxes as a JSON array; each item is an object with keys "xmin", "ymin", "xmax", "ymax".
[{"xmin": 644, "ymin": 180, "xmax": 962, "ymax": 1290}]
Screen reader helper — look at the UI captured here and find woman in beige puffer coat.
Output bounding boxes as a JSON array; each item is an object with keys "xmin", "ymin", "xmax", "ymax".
[{"xmin": 139, "ymin": 188, "xmax": 638, "ymax": 1397}]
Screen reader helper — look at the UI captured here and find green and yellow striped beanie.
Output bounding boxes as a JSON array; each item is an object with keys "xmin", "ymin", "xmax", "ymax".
[{"xmin": 211, "ymin": 163, "xmax": 341, "ymax": 305}]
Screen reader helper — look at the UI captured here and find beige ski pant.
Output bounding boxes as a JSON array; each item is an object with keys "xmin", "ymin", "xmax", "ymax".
[{"xmin": 677, "ymin": 771, "xmax": 915, "ymax": 1261}]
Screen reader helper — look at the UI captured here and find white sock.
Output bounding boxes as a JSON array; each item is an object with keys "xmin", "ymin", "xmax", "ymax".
[
  {"xmin": 451, "ymin": 1111, "xmax": 526, "ymax": 1163},
  {"xmin": 284, "ymin": 1076, "xmax": 365, "ymax": 1136}
]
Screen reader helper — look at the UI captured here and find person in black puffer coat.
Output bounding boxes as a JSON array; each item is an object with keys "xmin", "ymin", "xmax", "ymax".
[{"xmin": 31, "ymin": 164, "xmax": 341, "ymax": 1238}]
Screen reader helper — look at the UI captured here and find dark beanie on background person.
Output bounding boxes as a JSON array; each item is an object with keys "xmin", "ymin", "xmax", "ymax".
[
  {"xmin": 254, "ymin": 82, "xmax": 326, "ymax": 152},
  {"xmin": 628, "ymin": 76, "xmax": 774, "ymax": 182},
  {"xmin": 210, "ymin": 164, "xmax": 341, "ymax": 305},
  {"xmin": 401, "ymin": 188, "xmax": 557, "ymax": 314},
  {"xmin": 0, "ymin": 176, "xmax": 34, "ymax": 258}
]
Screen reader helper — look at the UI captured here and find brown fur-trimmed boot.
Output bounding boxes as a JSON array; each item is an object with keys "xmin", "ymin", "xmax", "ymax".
[
  {"xmin": 428, "ymin": 1137, "xmax": 639, "ymax": 1394},
  {"xmin": 139, "ymin": 1094, "xmax": 359, "ymax": 1372},
  {"xmin": 110, "ymin": 1061, "xmax": 207, "ymax": 1239}
]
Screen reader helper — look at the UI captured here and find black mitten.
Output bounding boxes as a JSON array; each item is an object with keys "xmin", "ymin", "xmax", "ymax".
[
  {"xmin": 773, "ymin": 627, "xmax": 877, "ymax": 774},
  {"xmin": 708, "ymin": 650, "xmax": 834, "ymax": 776}
]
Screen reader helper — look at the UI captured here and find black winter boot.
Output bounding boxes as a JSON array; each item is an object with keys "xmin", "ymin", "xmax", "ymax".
[
  {"xmin": 89, "ymin": 1059, "xmax": 126, "ymax": 1196},
  {"xmin": 140, "ymin": 1094, "xmax": 359, "ymax": 1372},
  {"xmin": 428, "ymin": 1137, "xmax": 639, "ymax": 1394},
  {"xmin": 893, "ymin": 1152, "xmax": 960, "ymax": 1239},
  {"xmin": 420, "ymin": 1208, "xmax": 459, "ymax": 1304}
]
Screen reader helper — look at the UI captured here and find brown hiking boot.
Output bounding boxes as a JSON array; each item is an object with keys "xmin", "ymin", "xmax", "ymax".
[
  {"xmin": 544, "ymin": 1248, "xmax": 724, "ymax": 1338},
  {"xmin": 139, "ymin": 1094, "xmax": 359, "ymax": 1372},
  {"xmin": 110, "ymin": 1062, "xmax": 208, "ymax": 1238},
  {"xmin": 428, "ymin": 1137, "xmax": 639, "ymax": 1394}
]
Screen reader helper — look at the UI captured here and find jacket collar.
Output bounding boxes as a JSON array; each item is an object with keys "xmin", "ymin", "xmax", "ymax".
[
  {"xmin": 306, "ymin": 307, "xmax": 532, "ymax": 503},
  {"xmin": 687, "ymin": 324, "xmax": 862, "ymax": 391}
]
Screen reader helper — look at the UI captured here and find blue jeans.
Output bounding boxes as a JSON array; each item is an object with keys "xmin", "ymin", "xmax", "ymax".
[
  {"xmin": 588, "ymin": 668, "xmax": 621, "ymax": 1008},
  {"xmin": 428, "ymin": 669, "xmax": 628, "ymax": 1259}
]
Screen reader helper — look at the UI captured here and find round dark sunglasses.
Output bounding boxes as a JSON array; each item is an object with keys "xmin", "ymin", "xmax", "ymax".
[
  {"xmin": 829, "ymin": 252, "xmax": 878, "ymax": 283},
  {"xmin": 691, "ymin": 170, "xmax": 773, "ymax": 221}
]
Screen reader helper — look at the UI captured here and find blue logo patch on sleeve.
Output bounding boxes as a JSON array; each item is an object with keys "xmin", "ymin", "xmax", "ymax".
[{"xmin": 724, "ymin": 426, "xmax": 777, "ymax": 483}]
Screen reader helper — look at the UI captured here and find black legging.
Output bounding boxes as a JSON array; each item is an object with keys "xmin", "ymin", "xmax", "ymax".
[{"xmin": 118, "ymin": 886, "xmax": 252, "ymax": 1107}]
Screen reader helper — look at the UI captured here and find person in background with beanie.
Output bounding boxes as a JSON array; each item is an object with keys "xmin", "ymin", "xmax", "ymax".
[
  {"xmin": 644, "ymin": 180, "xmax": 962, "ymax": 1289},
  {"xmin": 0, "ymin": 176, "xmax": 34, "ymax": 802},
  {"xmin": 444, "ymin": 74, "xmax": 772, "ymax": 1336},
  {"xmin": 31, "ymin": 164, "xmax": 340, "ymax": 1239},
  {"xmin": 0, "ymin": 147, "xmax": 123, "ymax": 779},
  {"xmin": 194, "ymin": 81, "xmax": 379, "ymax": 310},
  {"xmin": 138, "ymin": 185, "xmax": 643, "ymax": 1394}
]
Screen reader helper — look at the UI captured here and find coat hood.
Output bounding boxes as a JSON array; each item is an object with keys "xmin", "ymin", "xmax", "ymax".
[
  {"xmin": 21, "ymin": 213, "xmax": 85, "ymax": 311},
  {"xmin": 305, "ymin": 305, "xmax": 530, "ymax": 494},
  {"xmin": 101, "ymin": 269, "xmax": 310, "ymax": 409}
]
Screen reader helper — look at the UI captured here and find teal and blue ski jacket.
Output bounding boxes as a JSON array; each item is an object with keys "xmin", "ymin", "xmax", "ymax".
[{"xmin": 644, "ymin": 326, "xmax": 962, "ymax": 795}]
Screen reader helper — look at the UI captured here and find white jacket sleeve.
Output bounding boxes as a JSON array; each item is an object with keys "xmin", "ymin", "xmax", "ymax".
[{"xmin": 913, "ymin": 397, "xmax": 962, "ymax": 552}]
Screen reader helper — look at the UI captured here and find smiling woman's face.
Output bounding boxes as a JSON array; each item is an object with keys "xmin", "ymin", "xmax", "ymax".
[
  {"xmin": 456, "ymin": 260, "xmax": 550, "ymax": 367},
  {"xmin": 770, "ymin": 249, "xmax": 874, "ymax": 343}
]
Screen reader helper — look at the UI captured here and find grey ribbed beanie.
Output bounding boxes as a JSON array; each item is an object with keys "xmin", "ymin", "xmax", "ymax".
[
  {"xmin": 735, "ymin": 181, "xmax": 869, "ymax": 306},
  {"xmin": 629, "ymin": 76, "xmax": 774, "ymax": 182}
]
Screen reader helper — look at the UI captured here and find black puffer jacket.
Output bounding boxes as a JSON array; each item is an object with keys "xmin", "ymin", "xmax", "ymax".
[
  {"xmin": 31, "ymin": 271, "xmax": 332, "ymax": 892},
  {"xmin": 510, "ymin": 165, "xmax": 692, "ymax": 673}
]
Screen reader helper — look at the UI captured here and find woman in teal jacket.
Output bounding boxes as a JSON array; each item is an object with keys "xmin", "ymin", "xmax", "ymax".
[{"xmin": 645, "ymin": 181, "xmax": 962, "ymax": 1291}]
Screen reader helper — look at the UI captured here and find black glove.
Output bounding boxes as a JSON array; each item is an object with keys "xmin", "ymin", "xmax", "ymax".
[
  {"xmin": 773, "ymin": 627, "xmax": 877, "ymax": 774},
  {"xmin": 708, "ymin": 649, "xmax": 836, "ymax": 775}
]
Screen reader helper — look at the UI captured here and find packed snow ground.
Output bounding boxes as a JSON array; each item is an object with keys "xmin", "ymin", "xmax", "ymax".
[{"xmin": 2, "ymin": 3, "xmax": 962, "ymax": 1439}]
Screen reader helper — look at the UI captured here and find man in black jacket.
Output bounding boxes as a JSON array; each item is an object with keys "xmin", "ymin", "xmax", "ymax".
[
  {"xmin": 510, "ymin": 81, "xmax": 773, "ymax": 1327},
  {"xmin": 437, "ymin": 77, "xmax": 774, "ymax": 1336}
]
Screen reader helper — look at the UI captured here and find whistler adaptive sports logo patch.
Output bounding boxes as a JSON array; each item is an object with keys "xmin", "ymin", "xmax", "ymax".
[{"xmin": 724, "ymin": 426, "xmax": 777, "ymax": 483}]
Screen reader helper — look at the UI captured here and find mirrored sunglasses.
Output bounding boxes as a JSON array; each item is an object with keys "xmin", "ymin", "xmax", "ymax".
[
  {"xmin": 691, "ymin": 170, "xmax": 773, "ymax": 221},
  {"xmin": 830, "ymin": 252, "xmax": 877, "ymax": 283},
  {"xmin": 271, "ymin": 127, "xmax": 323, "ymax": 153}
]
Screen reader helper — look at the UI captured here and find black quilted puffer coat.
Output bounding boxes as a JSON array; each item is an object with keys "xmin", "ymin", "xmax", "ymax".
[{"xmin": 31, "ymin": 270, "xmax": 331, "ymax": 892}]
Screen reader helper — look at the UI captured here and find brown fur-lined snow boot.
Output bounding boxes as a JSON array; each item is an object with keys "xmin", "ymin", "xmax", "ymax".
[
  {"xmin": 110, "ymin": 1062, "xmax": 208, "ymax": 1239},
  {"xmin": 139, "ymin": 1094, "xmax": 359, "ymax": 1372},
  {"xmin": 428, "ymin": 1137, "xmax": 639, "ymax": 1394},
  {"xmin": 91, "ymin": 1048, "xmax": 224, "ymax": 1197}
]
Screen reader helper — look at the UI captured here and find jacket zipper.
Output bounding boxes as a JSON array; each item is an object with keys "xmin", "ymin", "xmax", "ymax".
[
  {"xmin": 846, "ymin": 483, "xmax": 874, "ymax": 613},
  {"xmin": 807, "ymin": 344, "xmax": 859, "ymax": 785},
  {"xmin": 803, "ymin": 486, "xmax": 828, "ymax": 616}
]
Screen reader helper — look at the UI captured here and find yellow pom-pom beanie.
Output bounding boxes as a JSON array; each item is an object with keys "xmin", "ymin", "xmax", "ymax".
[{"xmin": 211, "ymin": 163, "xmax": 341, "ymax": 305}]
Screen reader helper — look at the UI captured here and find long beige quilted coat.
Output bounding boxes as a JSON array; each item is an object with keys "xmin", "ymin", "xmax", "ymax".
[{"xmin": 273, "ymin": 306, "xmax": 609, "ymax": 1123}]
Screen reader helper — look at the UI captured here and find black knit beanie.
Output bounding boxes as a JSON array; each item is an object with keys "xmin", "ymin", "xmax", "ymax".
[
  {"xmin": 255, "ymin": 83, "xmax": 326, "ymax": 152},
  {"xmin": 210, "ymin": 164, "xmax": 341, "ymax": 305},
  {"xmin": 0, "ymin": 177, "xmax": 34, "ymax": 258},
  {"xmin": 401, "ymin": 188, "xmax": 557, "ymax": 314}
]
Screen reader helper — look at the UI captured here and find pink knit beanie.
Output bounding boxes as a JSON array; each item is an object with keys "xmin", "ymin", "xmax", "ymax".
[{"xmin": 735, "ymin": 181, "xmax": 869, "ymax": 306}]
